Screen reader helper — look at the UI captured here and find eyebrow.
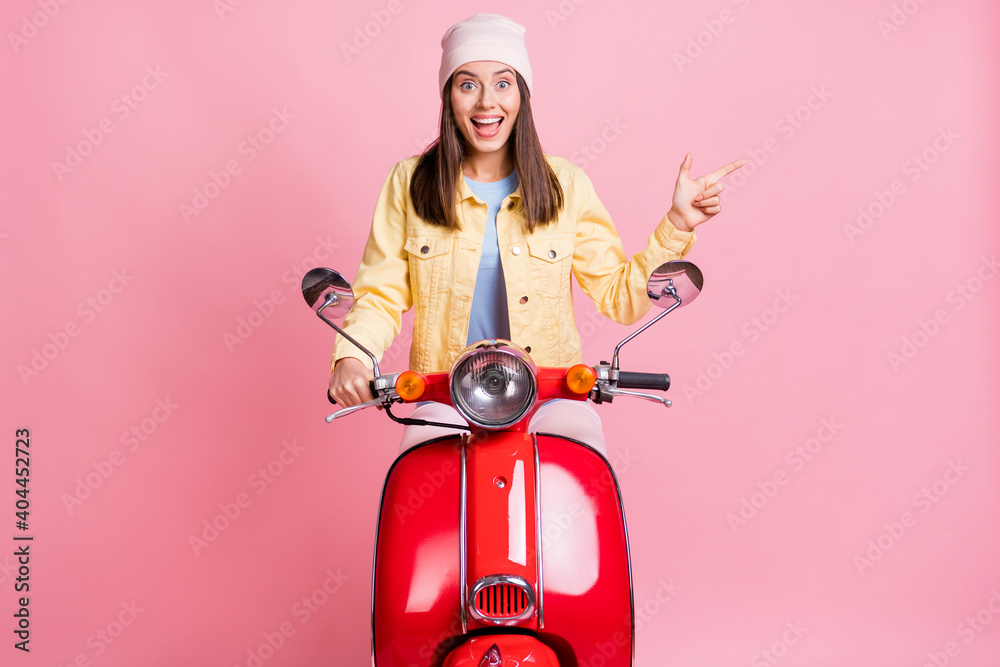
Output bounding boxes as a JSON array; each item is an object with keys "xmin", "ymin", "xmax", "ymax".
[{"xmin": 454, "ymin": 68, "xmax": 514, "ymax": 80}]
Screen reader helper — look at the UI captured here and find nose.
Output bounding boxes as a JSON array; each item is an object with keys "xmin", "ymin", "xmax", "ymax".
[{"xmin": 477, "ymin": 86, "xmax": 497, "ymax": 109}]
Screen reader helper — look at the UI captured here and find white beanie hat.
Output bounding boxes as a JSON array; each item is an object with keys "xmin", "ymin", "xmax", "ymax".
[{"xmin": 438, "ymin": 14, "xmax": 532, "ymax": 98}]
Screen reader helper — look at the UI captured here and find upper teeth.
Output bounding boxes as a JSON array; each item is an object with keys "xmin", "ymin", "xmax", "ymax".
[{"xmin": 474, "ymin": 117, "xmax": 501, "ymax": 124}]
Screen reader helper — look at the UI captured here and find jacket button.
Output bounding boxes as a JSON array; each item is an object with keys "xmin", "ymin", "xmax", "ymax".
[
  {"xmin": 525, "ymin": 346, "xmax": 531, "ymax": 353},
  {"xmin": 420, "ymin": 245, "xmax": 429, "ymax": 254},
  {"xmin": 520, "ymin": 296, "xmax": 528, "ymax": 304},
  {"xmin": 507, "ymin": 201, "xmax": 515, "ymax": 211},
  {"xmin": 548, "ymin": 250, "xmax": 556, "ymax": 259},
  {"xmin": 512, "ymin": 246, "xmax": 521, "ymax": 255}
]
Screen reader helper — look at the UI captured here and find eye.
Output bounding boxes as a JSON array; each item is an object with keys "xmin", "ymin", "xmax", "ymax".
[
  {"xmin": 496, "ymin": 81, "xmax": 510, "ymax": 90},
  {"xmin": 460, "ymin": 81, "xmax": 476, "ymax": 91}
]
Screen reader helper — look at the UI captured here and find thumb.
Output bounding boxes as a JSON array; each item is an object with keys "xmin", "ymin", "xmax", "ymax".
[{"xmin": 677, "ymin": 153, "xmax": 693, "ymax": 181}]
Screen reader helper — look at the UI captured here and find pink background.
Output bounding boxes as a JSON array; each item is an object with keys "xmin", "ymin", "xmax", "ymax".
[{"xmin": 3, "ymin": 0, "xmax": 999, "ymax": 665}]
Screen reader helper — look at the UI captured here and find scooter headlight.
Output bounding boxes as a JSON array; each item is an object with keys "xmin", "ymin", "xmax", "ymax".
[{"xmin": 449, "ymin": 340, "xmax": 538, "ymax": 429}]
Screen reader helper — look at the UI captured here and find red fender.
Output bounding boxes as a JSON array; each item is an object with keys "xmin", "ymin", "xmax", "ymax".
[
  {"xmin": 372, "ymin": 436, "xmax": 465, "ymax": 664},
  {"xmin": 535, "ymin": 434, "xmax": 633, "ymax": 667},
  {"xmin": 442, "ymin": 636, "xmax": 559, "ymax": 666}
]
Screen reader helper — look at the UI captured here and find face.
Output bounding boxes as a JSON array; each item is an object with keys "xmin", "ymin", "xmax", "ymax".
[{"xmin": 449, "ymin": 60, "xmax": 521, "ymax": 158}]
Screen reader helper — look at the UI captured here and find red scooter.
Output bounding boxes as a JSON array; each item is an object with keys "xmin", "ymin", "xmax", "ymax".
[{"xmin": 302, "ymin": 260, "xmax": 703, "ymax": 667}]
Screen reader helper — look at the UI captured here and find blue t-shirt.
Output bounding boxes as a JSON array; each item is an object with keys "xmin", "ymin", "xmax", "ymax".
[{"xmin": 464, "ymin": 170, "xmax": 518, "ymax": 345}]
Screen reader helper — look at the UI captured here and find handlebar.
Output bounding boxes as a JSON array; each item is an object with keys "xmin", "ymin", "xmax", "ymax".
[
  {"xmin": 325, "ymin": 367, "xmax": 671, "ymax": 413},
  {"xmin": 616, "ymin": 371, "xmax": 670, "ymax": 392}
]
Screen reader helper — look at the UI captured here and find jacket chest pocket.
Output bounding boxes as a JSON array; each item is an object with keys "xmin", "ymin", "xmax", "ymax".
[
  {"xmin": 405, "ymin": 236, "xmax": 453, "ymax": 296},
  {"xmin": 527, "ymin": 238, "xmax": 574, "ymax": 297}
]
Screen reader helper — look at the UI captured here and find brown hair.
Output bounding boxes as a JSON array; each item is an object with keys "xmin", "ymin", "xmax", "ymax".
[{"xmin": 410, "ymin": 71, "xmax": 564, "ymax": 231}]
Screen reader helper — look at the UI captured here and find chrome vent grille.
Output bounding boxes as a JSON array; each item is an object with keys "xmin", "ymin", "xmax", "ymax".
[
  {"xmin": 469, "ymin": 575, "xmax": 535, "ymax": 623},
  {"xmin": 475, "ymin": 583, "xmax": 529, "ymax": 618}
]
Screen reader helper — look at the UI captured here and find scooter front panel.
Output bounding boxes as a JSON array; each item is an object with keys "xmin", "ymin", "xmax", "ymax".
[
  {"xmin": 373, "ymin": 436, "xmax": 465, "ymax": 666},
  {"xmin": 464, "ymin": 430, "xmax": 539, "ymax": 631},
  {"xmin": 535, "ymin": 435, "xmax": 633, "ymax": 667}
]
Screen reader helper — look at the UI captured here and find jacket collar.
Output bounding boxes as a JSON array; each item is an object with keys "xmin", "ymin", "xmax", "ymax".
[{"xmin": 456, "ymin": 167, "xmax": 523, "ymax": 205}]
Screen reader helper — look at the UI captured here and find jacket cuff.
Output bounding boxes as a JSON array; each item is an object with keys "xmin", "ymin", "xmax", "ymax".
[
  {"xmin": 654, "ymin": 214, "xmax": 697, "ymax": 257},
  {"xmin": 330, "ymin": 353, "xmax": 375, "ymax": 375}
]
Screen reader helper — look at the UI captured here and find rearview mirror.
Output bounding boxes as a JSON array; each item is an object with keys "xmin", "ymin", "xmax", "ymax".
[
  {"xmin": 647, "ymin": 260, "xmax": 703, "ymax": 310},
  {"xmin": 301, "ymin": 268, "xmax": 354, "ymax": 319},
  {"xmin": 300, "ymin": 268, "xmax": 380, "ymax": 377},
  {"xmin": 612, "ymin": 260, "xmax": 704, "ymax": 373}
]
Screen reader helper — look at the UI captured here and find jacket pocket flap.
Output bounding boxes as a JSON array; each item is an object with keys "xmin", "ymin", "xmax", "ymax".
[
  {"xmin": 405, "ymin": 236, "xmax": 452, "ymax": 259},
  {"xmin": 527, "ymin": 238, "xmax": 574, "ymax": 263}
]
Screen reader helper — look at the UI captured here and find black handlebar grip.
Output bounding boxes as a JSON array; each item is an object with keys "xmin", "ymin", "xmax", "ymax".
[{"xmin": 617, "ymin": 371, "xmax": 670, "ymax": 392}]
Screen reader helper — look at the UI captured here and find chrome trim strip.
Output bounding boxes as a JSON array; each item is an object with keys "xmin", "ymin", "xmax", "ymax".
[
  {"xmin": 459, "ymin": 435, "xmax": 468, "ymax": 634},
  {"xmin": 533, "ymin": 434, "xmax": 544, "ymax": 628},
  {"xmin": 467, "ymin": 574, "xmax": 537, "ymax": 625},
  {"xmin": 370, "ymin": 502, "xmax": 378, "ymax": 665},
  {"xmin": 618, "ymin": 470, "xmax": 636, "ymax": 665}
]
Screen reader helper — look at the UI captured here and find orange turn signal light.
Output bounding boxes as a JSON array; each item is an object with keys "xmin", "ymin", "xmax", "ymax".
[
  {"xmin": 396, "ymin": 371, "xmax": 427, "ymax": 401},
  {"xmin": 565, "ymin": 364, "xmax": 597, "ymax": 395}
]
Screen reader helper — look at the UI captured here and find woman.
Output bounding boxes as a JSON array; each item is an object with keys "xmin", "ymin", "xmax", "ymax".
[{"xmin": 328, "ymin": 13, "xmax": 744, "ymax": 451}]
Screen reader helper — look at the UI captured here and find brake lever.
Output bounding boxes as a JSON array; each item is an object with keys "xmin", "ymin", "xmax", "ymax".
[
  {"xmin": 599, "ymin": 386, "xmax": 672, "ymax": 408},
  {"xmin": 325, "ymin": 394, "xmax": 396, "ymax": 422}
]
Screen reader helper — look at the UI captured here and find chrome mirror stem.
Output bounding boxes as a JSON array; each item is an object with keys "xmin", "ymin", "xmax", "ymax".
[
  {"xmin": 611, "ymin": 280, "xmax": 681, "ymax": 375},
  {"xmin": 316, "ymin": 294, "xmax": 381, "ymax": 377}
]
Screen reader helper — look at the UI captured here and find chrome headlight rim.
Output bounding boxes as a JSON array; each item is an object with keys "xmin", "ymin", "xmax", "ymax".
[{"xmin": 449, "ymin": 340, "xmax": 538, "ymax": 430}]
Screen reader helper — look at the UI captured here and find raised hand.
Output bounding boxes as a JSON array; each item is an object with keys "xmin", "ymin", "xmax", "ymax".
[{"xmin": 666, "ymin": 153, "xmax": 746, "ymax": 232}]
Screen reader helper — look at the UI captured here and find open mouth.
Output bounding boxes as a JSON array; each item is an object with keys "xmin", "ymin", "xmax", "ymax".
[{"xmin": 471, "ymin": 116, "xmax": 504, "ymax": 138}]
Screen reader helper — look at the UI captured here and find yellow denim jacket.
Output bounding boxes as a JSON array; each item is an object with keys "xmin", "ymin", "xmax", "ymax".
[{"xmin": 333, "ymin": 155, "xmax": 695, "ymax": 373}]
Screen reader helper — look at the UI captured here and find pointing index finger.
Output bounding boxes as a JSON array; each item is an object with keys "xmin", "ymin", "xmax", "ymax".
[{"xmin": 701, "ymin": 158, "xmax": 747, "ymax": 184}]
